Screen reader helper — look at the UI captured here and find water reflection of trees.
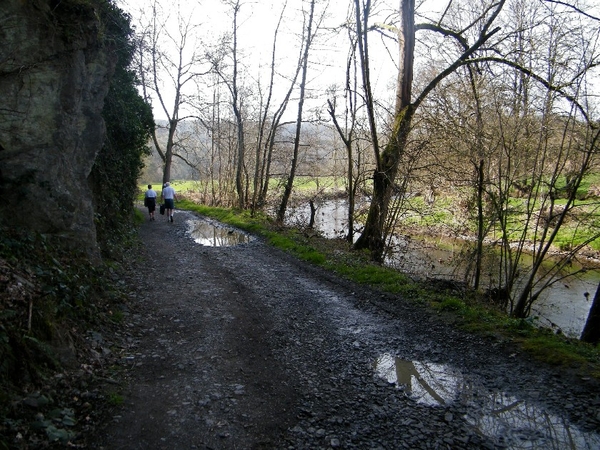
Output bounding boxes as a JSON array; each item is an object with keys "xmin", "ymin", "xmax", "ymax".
[
  {"xmin": 374, "ymin": 354, "xmax": 600, "ymax": 449},
  {"xmin": 374, "ymin": 355, "xmax": 460, "ymax": 406},
  {"xmin": 464, "ymin": 391, "xmax": 600, "ymax": 449},
  {"xmin": 187, "ymin": 221, "xmax": 250, "ymax": 247}
]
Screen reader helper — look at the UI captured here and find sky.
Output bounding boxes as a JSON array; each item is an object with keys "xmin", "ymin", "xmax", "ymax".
[
  {"xmin": 114, "ymin": 0, "xmax": 453, "ymax": 121},
  {"xmin": 115, "ymin": 0, "xmax": 600, "ymax": 124}
]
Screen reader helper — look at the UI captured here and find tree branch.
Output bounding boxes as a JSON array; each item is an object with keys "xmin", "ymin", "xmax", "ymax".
[
  {"xmin": 545, "ymin": 0, "xmax": 600, "ymax": 21},
  {"xmin": 468, "ymin": 56, "xmax": 592, "ymax": 125}
]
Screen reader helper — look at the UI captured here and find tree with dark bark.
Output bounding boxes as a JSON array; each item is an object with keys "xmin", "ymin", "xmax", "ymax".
[
  {"xmin": 276, "ymin": 0, "xmax": 320, "ymax": 223},
  {"xmin": 353, "ymin": 0, "xmax": 508, "ymax": 262},
  {"xmin": 581, "ymin": 282, "xmax": 600, "ymax": 345},
  {"xmin": 210, "ymin": 0, "xmax": 247, "ymax": 209},
  {"xmin": 252, "ymin": 1, "xmax": 304, "ymax": 213},
  {"xmin": 352, "ymin": 0, "xmax": 416, "ymax": 261}
]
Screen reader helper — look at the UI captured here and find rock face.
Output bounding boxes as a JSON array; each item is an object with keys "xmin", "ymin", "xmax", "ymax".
[{"xmin": 0, "ymin": 0, "xmax": 114, "ymax": 256}]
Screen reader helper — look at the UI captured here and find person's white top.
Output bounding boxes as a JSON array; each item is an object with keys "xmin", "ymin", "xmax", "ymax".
[
  {"xmin": 162, "ymin": 186, "xmax": 175, "ymax": 200},
  {"xmin": 145, "ymin": 189, "xmax": 157, "ymax": 199}
]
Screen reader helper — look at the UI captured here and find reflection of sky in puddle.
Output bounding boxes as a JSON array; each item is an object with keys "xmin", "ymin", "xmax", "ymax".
[
  {"xmin": 186, "ymin": 219, "xmax": 252, "ymax": 247},
  {"xmin": 374, "ymin": 354, "xmax": 600, "ymax": 449}
]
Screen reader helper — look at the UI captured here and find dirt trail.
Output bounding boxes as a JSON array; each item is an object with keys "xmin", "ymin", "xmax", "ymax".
[{"xmin": 92, "ymin": 209, "xmax": 600, "ymax": 449}]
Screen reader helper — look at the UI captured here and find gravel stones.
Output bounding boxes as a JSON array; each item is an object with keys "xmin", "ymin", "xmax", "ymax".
[{"xmin": 92, "ymin": 209, "xmax": 600, "ymax": 449}]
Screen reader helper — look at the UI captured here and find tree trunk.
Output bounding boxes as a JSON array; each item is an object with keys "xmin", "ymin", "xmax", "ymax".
[
  {"xmin": 353, "ymin": 0, "xmax": 415, "ymax": 262},
  {"xmin": 251, "ymin": 4, "xmax": 288, "ymax": 214},
  {"xmin": 276, "ymin": 0, "xmax": 316, "ymax": 223},
  {"xmin": 581, "ymin": 282, "xmax": 600, "ymax": 345},
  {"xmin": 308, "ymin": 200, "xmax": 316, "ymax": 229},
  {"xmin": 474, "ymin": 158, "xmax": 484, "ymax": 290},
  {"xmin": 258, "ymin": 135, "xmax": 275, "ymax": 207},
  {"xmin": 234, "ymin": 106, "xmax": 245, "ymax": 209},
  {"xmin": 353, "ymin": 111, "xmax": 414, "ymax": 261},
  {"xmin": 346, "ymin": 145, "xmax": 355, "ymax": 244},
  {"xmin": 162, "ymin": 152, "xmax": 172, "ymax": 185},
  {"xmin": 327, "ymin": 98, "xmax": 356, "ymax": 244},
  {"xmin": 161, "ymin": 119, "xmax": 177, "ymax": 185},
  {"xmin": 230, "ymin": 1, "xmax": 245, "ymax": 209}
]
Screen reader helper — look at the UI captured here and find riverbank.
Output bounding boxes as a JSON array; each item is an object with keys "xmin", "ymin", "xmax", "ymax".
[
  {"xmin": 281, "ymin": 196, "xmax": 600, "ymax": 338},
  {"xmin": 174, "ymin": 200, "xmax": 600, "ymax": 371}
]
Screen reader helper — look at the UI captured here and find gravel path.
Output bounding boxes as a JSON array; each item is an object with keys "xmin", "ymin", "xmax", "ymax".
[{"xmin": 93, "ymin": 209, "xmax": 600, "ymax": 449}]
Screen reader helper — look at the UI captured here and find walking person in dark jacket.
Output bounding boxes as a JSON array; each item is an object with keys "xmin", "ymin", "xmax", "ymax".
[{"xmin": 144, "ymin": 184, "xmax": 157, "ymax": 221}]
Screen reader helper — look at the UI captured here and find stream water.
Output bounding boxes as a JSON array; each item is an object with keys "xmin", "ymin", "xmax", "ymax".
[{"xmin": 286, "ymin": 200, "xmax": 600, "ymax": 338}]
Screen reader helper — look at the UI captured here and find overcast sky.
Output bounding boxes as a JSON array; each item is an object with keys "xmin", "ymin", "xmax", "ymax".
[{"xmin": 114, "ymin": 0, "xmax": 459, "ymax": 121}]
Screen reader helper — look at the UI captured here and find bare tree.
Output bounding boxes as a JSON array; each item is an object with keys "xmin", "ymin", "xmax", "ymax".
[
  {"xmin": 251, "ymin": 0, "xmax": 304, "ymax": 213},
  {"xmin": 327, "ymin": 54, "xmax": 362, "ymax": 243},
  {"xmin": 136, "ymin": 0, "xmax": 209, "ymax": 185},
  {"xmin": 481, "ymin": 0, "xmax": 600, "ymax": 318},
  {"xmin": 205, "ymin": 0, "xmax": 248, "ymax": 208},
  {"xmin": 325, "ymin": 4, "xmax": 371, "ymax": 244},
  {"xmin": 205, "ymin": 0, "xmax": 312, "ymax": 210},
  {"xmin": 276, "ymin": 0, "xmax": 321, "ymax": 223},
  {"xmin": 408, "ymin": 0, "xmax": 600, "ymax": 319},
  {"xmin": 353, "ymin": 0, "xmax": 506, "ymax": 261}
]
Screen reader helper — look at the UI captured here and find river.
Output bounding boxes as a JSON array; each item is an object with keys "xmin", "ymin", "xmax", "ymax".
[{"xmin": 286, "ymin": 199, "xmax": 600, "ymax": 338}]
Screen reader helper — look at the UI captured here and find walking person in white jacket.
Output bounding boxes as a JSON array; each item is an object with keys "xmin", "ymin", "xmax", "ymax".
[{"xmin": 161, "ymin": 182, "xmax": 178, "ymax": 222}]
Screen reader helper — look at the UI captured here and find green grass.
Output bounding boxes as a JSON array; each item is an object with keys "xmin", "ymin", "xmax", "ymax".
[
  {"xmin": 271, "ymin": 176, "xmax": 347, "ymax": 193},
  {"xmin": 138, "ymin": 181, "xmax": 199, "ymax": 199},
  {"xmin": 436, "ymin": 297, "xmax": 465, "ymax": 312},
  {"xmin": 133, "ymin": 208, "xmax": 145, "ymax": 224},
  {"xmin": 575, "ymin": 172, "xmax": 600, "ymax": 198},
  {"xmin": 402, "ymin": 182, "xmax": 600, "ymax": 253},
  {"xmin": 146, "ymin": 172, "xmax": 600, "ymax": 257},
  {"xmin": 108, "ymin": 392, "xmax": 124, "ymax": 406},
  {"xmin": 520, "ymin": 333, "xmax": 596, "ymax": 369},
  {"xmin": 332, "ymin": 262, "xmax": 411, "ymax": 294},
  {"xmin": 140, "ymin": 177, "xmax": 348, "ymax": 201}
]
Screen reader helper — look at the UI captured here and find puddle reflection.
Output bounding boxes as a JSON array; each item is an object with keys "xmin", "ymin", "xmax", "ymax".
[
  {"xmin": 374, "ymin": 353, "xmax": 600, "ymax": 449},
  {"xmin": 186, "ymin": 219, "xmax": 252, "ymax": 247},
  {"xmin": 375, "ymin": 354, "xmax": 461, "ymax": 405}
]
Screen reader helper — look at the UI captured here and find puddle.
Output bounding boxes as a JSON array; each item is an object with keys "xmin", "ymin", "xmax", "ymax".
[
  {"xmin": 186, "ymin": 219, "xmax": 253, "ymax": 247},
  {"xmin": 374, "ymin": 353, "xmax": 600, "ymax": 449},
  {"xmin": 375, "ymin": 354, "xmax": 461, "ymax": 406}
]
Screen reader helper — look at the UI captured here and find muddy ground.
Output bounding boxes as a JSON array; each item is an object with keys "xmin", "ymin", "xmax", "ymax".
[{"xmin": 90, "ymin": 208, "xmax": 600, "ymax": 449}]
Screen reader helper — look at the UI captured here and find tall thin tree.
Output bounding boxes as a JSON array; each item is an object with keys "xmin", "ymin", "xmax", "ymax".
[{"xmin": 276, "ymin": 0, "xmax": 319, "ymax": 223}]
